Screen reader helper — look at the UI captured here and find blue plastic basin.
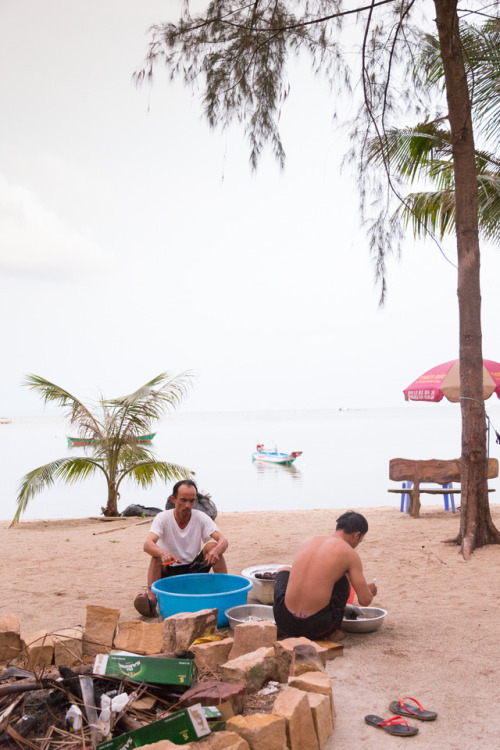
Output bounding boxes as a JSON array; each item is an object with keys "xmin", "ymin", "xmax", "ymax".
[{"xmin": 151, "ymin": 573, "xmax": 253, "ymax": 627}]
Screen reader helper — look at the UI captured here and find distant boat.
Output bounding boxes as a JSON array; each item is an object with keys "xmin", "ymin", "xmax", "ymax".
[
  {"xmin": 67, "ymin": 433, "xmax": 156, "ymax": 447},
  {"xmin": 252, "ymin": 444, "xmax": 303, "ymax": 465},
  {"xmin": 0, "ymin": 418, "xmax": 12, "ymax": 424}
]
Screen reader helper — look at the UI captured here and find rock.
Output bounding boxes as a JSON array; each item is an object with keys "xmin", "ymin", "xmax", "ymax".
[
  {"xmin": 113, "ymin": 620, "xmax": 163, "ymax": 654},
  {"xmin": 220, "ymin": 647, "xmax": 277, "ymax": 693},
  {"xmin": 179, "ymin": 680, "xmax": 247, "ymax": 716},
  {"xmin": 190, "ymin": 638, "xmax": 234, "ymax": 672},
  {"xmin": 273, "ymin": 638, "xmax": 327, "ymax": 682},
  {"xmin": 307, "ymin": 692, "xmax": 334, "ymax": 749},
  {"xmin": 288, "ymin": 672, "xmax": 335, "ymax": 717},
  {"xmin": 162, "ymin": 609, "xmax": 218, "ymax": 652},
  {"xmin": 272, "ymin": 686, "xmax": 319, "ymax": 750},
  {"xmin": 22, "ymin": 630, "xmax": 54, "ymax": 670},
  {"xmin": 312, "ymin": 639, "xmax": 344, "ymax": 660},
  {"xmin": 226, "ymin": 713, "xmax": 287, "ymax": 750},
  {"xmin": 82, "ymin": 605, "xmax": 120, "ymax": 658},
  {"xmin": 52, "ymin": 627, "xmax": 84, "ymax": 666},
  {"xmin": 229, "ymin": 621, "xmax": 277, "ymax": 660},
  {"xmin": 0, "ymin": 615, "xmax": 22, "ymax": 662},
  {"xmin": 141, "ymin": 732, "xmax": 249, "ymax": 750}
]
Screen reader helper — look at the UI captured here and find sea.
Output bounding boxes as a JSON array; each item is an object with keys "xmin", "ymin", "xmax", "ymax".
[{"xmin": 1, "ymin": 406, "xmax": 500, "ymax": 521}]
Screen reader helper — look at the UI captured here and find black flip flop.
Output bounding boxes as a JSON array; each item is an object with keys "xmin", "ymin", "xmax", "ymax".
[
  {"xmin": 365, "ymin": 714, "xmax": 419, "ymax": 736},
  {"xmin": 389, "ymin": 697, "xmax": 438, "ymax": 721}
]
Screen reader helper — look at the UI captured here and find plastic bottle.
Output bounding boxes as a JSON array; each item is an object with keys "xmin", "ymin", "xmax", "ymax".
[{"xmin": 65, "ymin": 705, "xmax": 83, "ymax": 732}]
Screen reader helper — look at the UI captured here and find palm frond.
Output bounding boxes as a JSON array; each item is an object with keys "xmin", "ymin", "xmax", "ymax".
[
  {"xmin": 106, "ymin": 371, "xmax": 195, "ymax": 436},
  {"xmin": 117, "ymin": 460, "xmax": 194, "ymax": 490},
  {"xmin": 13, "ymin": 457, "xmax": 104, "ymax": 525},
  {"xmin": 24, "ymin": 375, "xmax": 101, "ymax": 436}
]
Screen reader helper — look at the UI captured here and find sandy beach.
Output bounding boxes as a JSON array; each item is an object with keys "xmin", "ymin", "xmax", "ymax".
[{"xmin": 3, "ymin": 504, "xmax": 500, "ymax": 748}]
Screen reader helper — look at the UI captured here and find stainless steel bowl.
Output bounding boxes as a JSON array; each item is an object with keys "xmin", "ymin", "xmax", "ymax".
[
  {"xmin": 341, "ymin": 607, "xmax": 387, "ymax": 633},
  {"xmin": 241, "ymin": 564, "xmax": 287, "ymax": 604},
  {"xmin": 224, "ymin": 603, "xmax": 276, "ymax": 631}
]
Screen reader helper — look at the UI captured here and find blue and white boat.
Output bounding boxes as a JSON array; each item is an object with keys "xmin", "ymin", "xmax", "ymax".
[{"xmin": 252, "ymin": 444, "xmax": 303, "ymax": 465}]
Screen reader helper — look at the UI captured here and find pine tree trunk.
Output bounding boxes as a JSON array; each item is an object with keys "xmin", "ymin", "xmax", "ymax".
[{"xmin": 434, "ymin": 0, "xmax": 500, "ymax": 557}]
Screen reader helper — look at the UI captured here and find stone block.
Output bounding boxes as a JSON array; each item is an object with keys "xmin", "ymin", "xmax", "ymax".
[
  {"xmin": 312, "ymin": 639, "xmax": 343, "ymax": 660},
  {"xmin": 0, "ymin": 615, "xmax": 22, "ymax": 662},
  {"xmin": 288, "ymin": 672, "xmax": 334, "ymax": 717},
  {"xmin": 273, "ymin": 638, "xmax": 327, "ymax": 682},
  {"xmin": 191, "ymin": 638, "xmax": 234, "ymax": 672},
  {"xmin": 226, "ymin": 713, "xmax": 287, "ymax": 750},
  {"xmin": 272, "ymin": 686, "xmax": 319, "ymax": 750},
  {"xmin": 113, "ymin": 620, "xmax": 163, "ymax": 655},
  {"xmin": 307, "ymin": 692, "xmax": 334, "ymax": 749},
  {"xmin": 179, "ymin": 680, "xmax": 246, "ymax": 715},
  {"xmin": 162, "ymin": 609, "xmax": 218, "ymax": 652},
  {"xmin": 220, "ymin": 647, "xmax": 277, "ymax": 693},
  {"xmin": 229, "ymin": 620, "xmax": 277, "ymax": 660},
  {"xmin": 53, "ymin": 627, "xmax": 84, "ymax": 666},
  {"xmin": 141, "ymin": 733, "xmax": 250, "ymax": 750},
  {"xmin": 195, "ymin": 731, "xmax": 251, "ymax": 750},
  {"xmin": 82, "ymin": 605, "xmax": 120, "ymax": 658},
  {"xmin": 22, "ymin": 630, "xmax": 54, "ymax": 670}
]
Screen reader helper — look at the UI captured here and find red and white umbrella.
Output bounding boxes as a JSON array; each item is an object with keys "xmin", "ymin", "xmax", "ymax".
[{"xmin": 403, "ymin": 359, "xmax": 500, "ymax": 403}]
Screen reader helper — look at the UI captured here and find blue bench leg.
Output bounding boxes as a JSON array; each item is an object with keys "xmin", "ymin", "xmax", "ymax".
[
  {"xmin": 442, "ymin": 483, "xmax": 455, "ymax": 513},
  {"xmin": 401, "ymin": 481, "xmax": 412, "ymax": 513}
]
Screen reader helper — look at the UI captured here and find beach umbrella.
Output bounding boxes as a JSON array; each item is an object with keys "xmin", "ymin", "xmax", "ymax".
[{"xmin": 403, "ymin": 359, "xmax": 500, "ymax": 403}]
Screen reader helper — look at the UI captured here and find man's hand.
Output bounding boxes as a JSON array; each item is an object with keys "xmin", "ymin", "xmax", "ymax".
[
  {"xmin": 204, "ymin": 547, "xmax": 221, "ymax": 566},
  {"xmin": 159, "ymin": 550, "xmax": 180, "ymax": 565},
  {"xmin": 368, "ymin": 581, "xmax": 377, "ymax": 596}
]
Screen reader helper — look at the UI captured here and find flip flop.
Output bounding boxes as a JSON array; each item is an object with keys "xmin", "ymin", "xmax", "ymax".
[
  {"xmin": 133, "ymin": 592, "xmax": 158, "ymax": 617},
  {"xmin": 389, "ymin": 697, "xmax": 438, "ymax": 721},
  {"xmin": 365, "ymin": 715, "xmax": 419, "ymax": 736}
]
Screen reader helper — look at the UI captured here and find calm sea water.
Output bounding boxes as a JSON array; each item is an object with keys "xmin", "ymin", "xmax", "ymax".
[{"xmin": 1, "ymin": 407, "xmax": 499, "ymax": 521}]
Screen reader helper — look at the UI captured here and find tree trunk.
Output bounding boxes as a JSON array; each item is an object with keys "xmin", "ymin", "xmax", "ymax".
[
  {"xmin": 434, "ymin": 0, "xmax": 500, "ymax": 557},
  {"xmin": 102, "ymin": 481, "xmax": 119, "ymax": 517}
]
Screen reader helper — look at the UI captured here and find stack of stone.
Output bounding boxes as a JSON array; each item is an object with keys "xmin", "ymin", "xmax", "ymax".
[{"xmin": 0, "ymin": 608, "xmax": 342, "ymax": 750}]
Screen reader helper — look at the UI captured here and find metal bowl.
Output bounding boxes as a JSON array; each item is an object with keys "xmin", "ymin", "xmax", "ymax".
[
  {"xmin": 241, "ymin": 564, "xmax": 287, "ymax": 605},
  {"xmin": 224, "ymin": 603, "xmax": 276, "ymax": 631},
  {"xmin": 341, "ymin": 607, "xmax": 387, "ymax": 633}
]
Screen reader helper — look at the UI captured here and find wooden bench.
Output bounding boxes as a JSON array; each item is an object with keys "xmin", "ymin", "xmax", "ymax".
[{"xmin": 388, "ymin": 457, "xmax": 498, "ymax": 517}]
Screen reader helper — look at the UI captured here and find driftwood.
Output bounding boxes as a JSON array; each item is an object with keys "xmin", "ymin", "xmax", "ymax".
[{"xmin": 389, "ymin": 457, "xmax": 499, "ymax": 517}]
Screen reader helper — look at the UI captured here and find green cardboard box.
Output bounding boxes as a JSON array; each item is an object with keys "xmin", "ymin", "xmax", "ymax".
[
  {"xmin": 93, "ymin": 654, "xmax": 197, "ymax": 687},
  {"xmin": 96, "ymin": 704, "xmax": 210, "ymax": 750}
]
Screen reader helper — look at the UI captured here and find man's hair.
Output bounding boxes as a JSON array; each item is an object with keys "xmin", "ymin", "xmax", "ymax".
[
  {"xmin": 336, "ymin": 511, "xmax": 368, "ymax": 535},
  {"xmin": 172, "ymin": 479, "xmax": 198, "ymax": 497}
]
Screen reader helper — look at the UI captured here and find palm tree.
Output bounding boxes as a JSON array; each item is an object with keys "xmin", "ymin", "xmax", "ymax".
[{"xmin": 12, "ymin": 372, "xmax": 195, "ymax": 524}]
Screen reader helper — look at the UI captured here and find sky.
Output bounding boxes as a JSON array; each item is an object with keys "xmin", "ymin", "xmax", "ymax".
[{"xmin": 2, "ymin": 0, "xmax": 500, "ymax": 417}]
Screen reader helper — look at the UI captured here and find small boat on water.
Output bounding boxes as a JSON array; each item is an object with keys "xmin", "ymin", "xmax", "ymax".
[
  {"xmin": 252, "ymin": 444, "xmax": 303, "ymax": 465},
  {"xmin": 67, "ymin": 433, "xmax": 156, "ymax": 447},
  {"xmin": 0, "ymin": 418, "xmax": 12, "ymax": 424}
]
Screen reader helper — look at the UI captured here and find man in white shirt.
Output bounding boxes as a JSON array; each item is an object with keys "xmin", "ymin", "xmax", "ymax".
[{"xmin": 134, "ymin": 479, "xmax": 228, "ymax": 617}]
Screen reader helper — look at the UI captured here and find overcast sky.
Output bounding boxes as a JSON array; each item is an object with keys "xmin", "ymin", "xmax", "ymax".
[{"xmin": 2, "ymin": 0, "xmax": 500, "ymax": 417}]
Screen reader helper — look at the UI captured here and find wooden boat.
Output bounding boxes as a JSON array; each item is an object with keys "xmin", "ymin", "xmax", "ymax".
[
  {"xmin": 0, "ymin": 418, "xmax": 12, "ymax": 424},
  {"xmin": 67, "ymin": 433, "xmax": 156, "ymax": 447},
  {"xmin": 252, "ymin": 444, "xmax": 302, "ymax": 465}
]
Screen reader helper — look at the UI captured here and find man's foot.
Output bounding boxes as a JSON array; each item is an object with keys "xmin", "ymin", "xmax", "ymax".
[
  {"xmin": 330, "ymin": 628, "xmax": 345, "ymax": 641},
  {"xmin": 134, "ymin": 592, "xmax": 158, "ymax": 617}
]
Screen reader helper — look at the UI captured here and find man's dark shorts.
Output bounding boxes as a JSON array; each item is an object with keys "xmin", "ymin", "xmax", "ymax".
[
  {"xmin": 273, "ymin": 569, "xmax": 350, "ymax": 639},
  {"xmin": 160, "ymin": 550, "xmax": 211, "ymax": 578}
]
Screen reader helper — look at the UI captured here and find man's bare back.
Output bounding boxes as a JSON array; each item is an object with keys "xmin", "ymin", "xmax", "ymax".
[{"xmin": 284, "ymin": 532, "xmax": 375, "ymax": 615}]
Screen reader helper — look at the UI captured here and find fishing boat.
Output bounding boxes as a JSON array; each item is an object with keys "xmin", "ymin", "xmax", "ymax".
[
  {"xmin": 252, "ymin": 444, "xmax": 303, "ymax": 465},
  {"xmin": 67, "ymin": 433, "xmax": 156, "ymax": 447}
]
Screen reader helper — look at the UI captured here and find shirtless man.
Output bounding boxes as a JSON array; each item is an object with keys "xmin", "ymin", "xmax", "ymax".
[
  {"xmin": 273, "ymin": 510, "xmax": 376, "ymax": 639},
  {"xmin": 134, "ymin": 479, "xmax": 228, "ymax": 617}
]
